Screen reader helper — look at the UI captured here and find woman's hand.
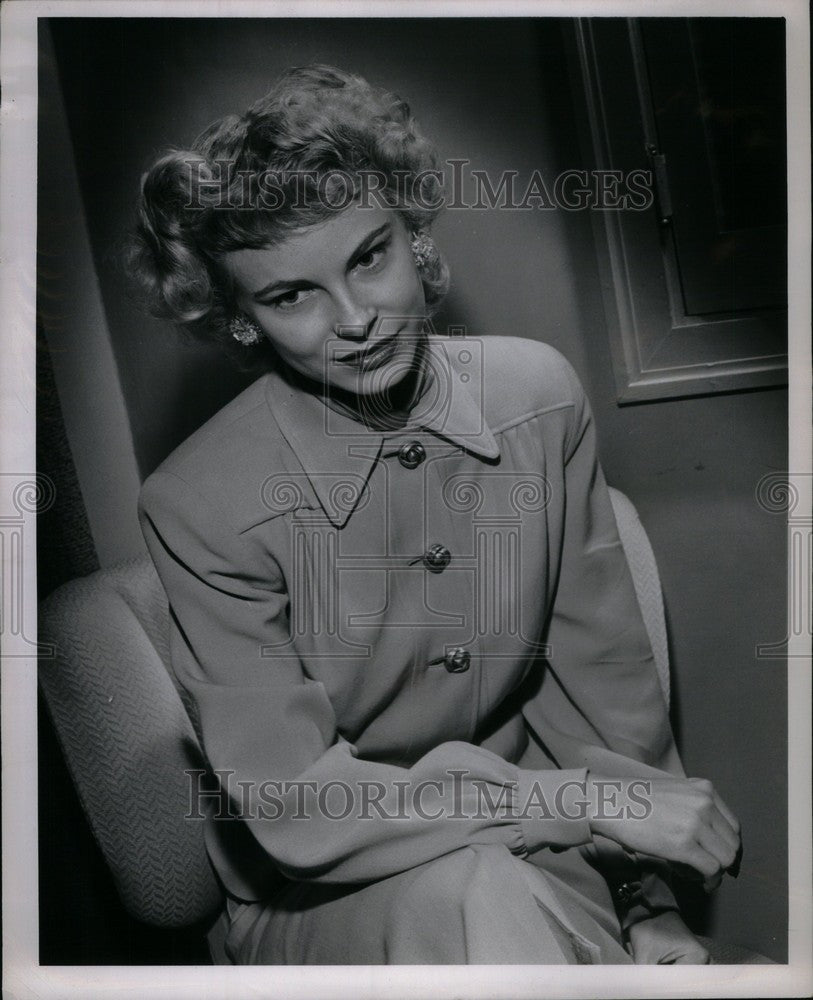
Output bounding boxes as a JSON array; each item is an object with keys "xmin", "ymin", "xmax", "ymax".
[
  {"xmin": 627, "ymin": 911, "xmax": 710, "ymax": 964},
  {"xmin": 587, "ymin": 774, "xmax": 741, "ymax": 889}
]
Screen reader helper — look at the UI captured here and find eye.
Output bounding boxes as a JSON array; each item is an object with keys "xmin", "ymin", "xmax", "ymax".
[
  {"xmin": 354, "ymin": 239, "xmax": 389, "ymax": 271},
  {"xmin": 269, "ymin": 288, "xmax": 310, "ymax": 310}
]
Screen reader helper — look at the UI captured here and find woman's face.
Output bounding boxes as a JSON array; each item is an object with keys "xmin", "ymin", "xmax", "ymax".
[{"xmin": 222, "ymin": 203, "xmax": 428, "ymax": 395}]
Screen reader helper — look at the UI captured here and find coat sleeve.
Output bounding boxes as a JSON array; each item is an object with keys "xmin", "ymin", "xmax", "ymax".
[
  {"xmin": 520, "ymin": 355, "xmax": 686, "ymax": 928},
  {"xmin": 138, "ymin": 468, "xmax": 594, "ymax": 896}
]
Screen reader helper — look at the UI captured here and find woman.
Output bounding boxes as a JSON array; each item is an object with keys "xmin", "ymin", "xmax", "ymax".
[{"xmin": 134, "ymin": 65, "xmax": 740, "ymax": 965}]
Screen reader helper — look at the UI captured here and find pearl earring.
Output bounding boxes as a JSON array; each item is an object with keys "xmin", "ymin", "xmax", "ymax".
[
  {"xmin": 229, "ymin": 314, "xmax": 263, "ymax": 346},
  {"xmin": 410, "ymin": 231, "xmax": 438, "ymax": 270}
]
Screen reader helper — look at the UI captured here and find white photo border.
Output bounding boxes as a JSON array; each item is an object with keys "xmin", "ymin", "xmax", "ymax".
[{"xmin": 2, "ymin": 1, "xmax": 810, "ymax": 997}]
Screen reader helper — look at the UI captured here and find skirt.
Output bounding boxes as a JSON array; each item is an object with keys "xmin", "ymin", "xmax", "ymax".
[{"xmin": 224, "ymin": 840, "xmax": 633, "ymax": 965}]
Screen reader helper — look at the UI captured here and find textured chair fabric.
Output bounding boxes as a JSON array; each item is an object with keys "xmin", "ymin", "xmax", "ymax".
[
  {"xmin": 607, "ymin": 487, "xmax": 670, "ymax": 709},
  {"xmin": 38, "ymin": 557, "xmax": 222, "ymax": 929},
  {"xmin": 38, "ymin": 492, "xmax": 773, "ymax": 962},
  {"xmin": 698, "ymin": 936, "xmax": 776, "ymax": 964}
]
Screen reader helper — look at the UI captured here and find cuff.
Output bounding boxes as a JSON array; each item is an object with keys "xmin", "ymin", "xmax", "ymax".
[
  {"xmin": 617, "ymin": 865, "xmax": 680, "ymax": 932},
  {"xmin": 585, "ymin": 836, "xmax": 679, "ymax": 933},
  {"xmin": 606, "ymin": 851, "xmax": 679, "ymax": 933},
  {"xmin": 516, "ymin": 767, "xmax": 593, "ymax": 854}
]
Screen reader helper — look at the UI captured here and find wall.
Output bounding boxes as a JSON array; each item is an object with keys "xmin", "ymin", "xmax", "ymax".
[
  {"xmin": 38, "ymin": 26, "xmax": 145, "ymax": 566},
  {"xmin": 47, "ymin": 15, "xmax": 787, "ymax": 960}
]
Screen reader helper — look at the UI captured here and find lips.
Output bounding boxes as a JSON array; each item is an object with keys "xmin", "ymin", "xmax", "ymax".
[{"xmin": 335, "ymin": 333, "xmax": 401, "ymax": 370}]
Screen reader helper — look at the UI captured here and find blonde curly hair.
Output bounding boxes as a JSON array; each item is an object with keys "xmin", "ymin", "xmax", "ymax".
[{"xmin": 130, "ymin": 65, "xmax": 449, "ymax": 367}]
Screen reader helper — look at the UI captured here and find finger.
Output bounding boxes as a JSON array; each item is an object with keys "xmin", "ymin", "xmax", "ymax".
[
  {"xmin": 671, "ymin": 859, "xmax": 723, "ymax": 892},
  {"xmin": 695, "ymin": 823, "xmax": 734, "ymax": 874},
  {"xmin": 708, "ymin": 809, "xmax": 741, "ymax": 864},
  {"xmin": 710, "ymin": 789, "xmax": 741, "ymax": 839},
  {"xmin": 689, "ymin": 779, "xmax": 741, "ymax": 854},
  {"xmin": 687, "ymin": 796, "xmax": 737, "ymax": 870},
  {"xmin": 702, "ymin": 870, "xmax": 723, "ymax": 893},
  {"xmin": 682, "ymin": 841, "xmax": 722, "ymax": 881},
  {"xmin": 621, "ymin": 845, "xmax": 680, "ymax": 869},
  {"xmin": 728, "ymin": 840, "xmax": 743, "ymax": 878},
  {"xmin": 708, "ymin": 801, "xmax": 741, "ymax": 856},
  {"xmin": 710, "ymin": 793, "xmax": 744, "ymax": 878},
  {"xmin": 670, "ymin": 861, "xmax": 705, "ymax": 883}
]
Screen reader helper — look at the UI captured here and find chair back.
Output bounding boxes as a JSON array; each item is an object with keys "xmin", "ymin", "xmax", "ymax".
[
  {"xmin": 607, "ymin": 487, "xmax": 671, "ymax": 708},
  {"xmin": 38, "ymin": 557, "xmax": 223, "ymax": 928}
]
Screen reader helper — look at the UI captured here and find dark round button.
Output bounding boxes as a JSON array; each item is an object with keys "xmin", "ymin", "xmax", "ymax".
[
  {"xmin": 423, "ymin": 544, "xmax": 451, "ymax": 573},
  {"xmin": 444, "ymin": 647, "xmax": 470, "ymax": 673},
  {"xmin": 398, "ymin": 441, "xmax": 426, "ymax": 469},
  {"xmin": 615, "ymin": 882, "xmax": 637, "ymax": 905}
]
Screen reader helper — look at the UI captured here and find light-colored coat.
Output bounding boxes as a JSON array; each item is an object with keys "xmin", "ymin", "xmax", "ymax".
[{"xmin": 138, "ymin": 336, "xmax": 683, "ymax": 960}]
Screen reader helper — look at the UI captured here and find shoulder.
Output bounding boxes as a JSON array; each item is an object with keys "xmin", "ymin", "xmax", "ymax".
[
  {"xmin": 476, "ymin": 336, "xmax": 585, "ymax": 430},
  {"xmin": 138, "ymin": 372, "xmax": 305, "ymax": 534}
]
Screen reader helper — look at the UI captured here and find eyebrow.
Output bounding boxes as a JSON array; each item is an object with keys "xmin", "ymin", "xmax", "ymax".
[{"xmin": 251, "ymin": 222, "xmax": 392, "ymax": 301}]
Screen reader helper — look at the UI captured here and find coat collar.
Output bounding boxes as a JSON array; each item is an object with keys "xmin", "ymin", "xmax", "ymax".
[{"xmin": 264, "ymin": 336, "xmax": 500, "ymax": 527}]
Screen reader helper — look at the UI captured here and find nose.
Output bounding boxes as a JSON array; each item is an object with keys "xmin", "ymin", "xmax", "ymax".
[{"xmin": 333, "ymin": 291, "xmax": 377, "ymax": 341}]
